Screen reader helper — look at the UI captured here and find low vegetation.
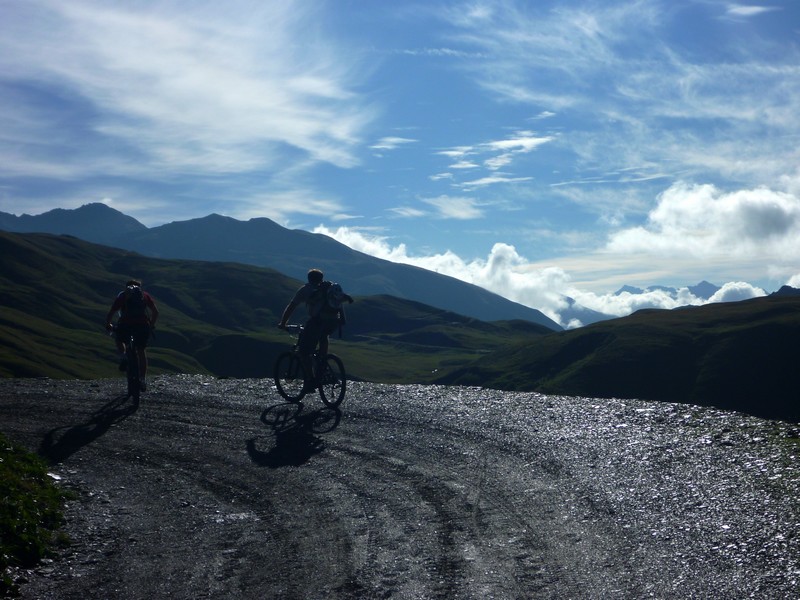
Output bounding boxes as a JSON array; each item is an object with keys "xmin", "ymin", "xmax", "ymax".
[{"xmin": 0, "ymin": 432, "xmax": 71, "ymax": 596}]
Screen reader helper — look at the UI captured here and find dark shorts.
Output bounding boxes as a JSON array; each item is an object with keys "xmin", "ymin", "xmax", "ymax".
[
  {"xmin": 115, "ymin": 323, "xmax": 151, "ymax": 348},
  {"xmin": 299, "ymin": 317, "xmax": 336, "ymax": 355}
]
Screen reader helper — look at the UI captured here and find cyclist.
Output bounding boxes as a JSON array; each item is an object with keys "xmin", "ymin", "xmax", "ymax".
[
  {"xmin": 105, "ymin": 279, "xmax": 159, "ymax": 391},
  {"xmin": 278, "ymin": 268, "xmax": 353, "ymax": 392}
]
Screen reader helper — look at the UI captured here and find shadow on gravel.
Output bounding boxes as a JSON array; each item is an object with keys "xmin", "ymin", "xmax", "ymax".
[
  {"xmin": 246, "ymin": 402, "xmax": 342, "ymax": 468},
  {"xmin": 39, "ymin": 394, "xmax": 139, "ymax": 463}
]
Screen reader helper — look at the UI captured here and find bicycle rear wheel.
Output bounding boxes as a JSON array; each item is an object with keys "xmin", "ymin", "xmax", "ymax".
[
  {"xmin": 126, "ymin": 346, "xmax": 140, "ymax": 402},
  {"xmin": 274, "ymin": 351, "xmax": 306, "ymax": 402},
  {"xmin": 318, "ymin": 354, "xmax": 346, "ymax": 407}
]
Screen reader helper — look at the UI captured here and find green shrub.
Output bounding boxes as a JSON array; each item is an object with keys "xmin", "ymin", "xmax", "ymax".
[{"xmin": 0, "ymin": 432, "xmax": 71, "ymax": 595}]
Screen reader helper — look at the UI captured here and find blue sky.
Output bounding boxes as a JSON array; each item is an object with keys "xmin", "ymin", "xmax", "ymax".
[{"xmin": 2, "ymin": 0, "xmax": 799, "ymax": 326}]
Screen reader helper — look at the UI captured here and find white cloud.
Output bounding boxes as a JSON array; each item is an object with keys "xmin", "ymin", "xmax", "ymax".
[
  {"xmin": 440, "ymin": 1, "xmax": 800, "ymax": 196},
  {"xmin": 422, "ymin": 195, "xmax": 484, "ymax": 219},
  {"xmin": 607, "ymin": 182, "xmax": 800, "ymax": 260},
  {"xmin": 0, "ymin": 0, "xmax": 374, "ymax": 178},
  {"xmin": 707, "ymin": 281, "xmax": 766, "ymax": 302},
  {"xmin": 312, "ymin": 224, "xmax": 781, "ymax": 328},
  {"xmin": 370, "ymin": 137, "xmax": 418, "ymax": 151},
  {"xmin": 429, "ymin": 172, "xmax": 453, "ymax": 181},
  {"xmin": 436, "ymin": 147, "xmax": 472, "ymax": 159},
  {"xmin": 725, "ymin": 5, "xmax": 781, "ymax": 18},
  {"xmin": 484, "ymin": 132, "xmax": 554, "ymax": 153},
  {"xmin": 235, "ymin": 189, "xmax": 348, "ymax": 223},
  {"xmin": 437, "ymin": 131, "xmax": 554, "ymax": 179},
  {"xmin": 450, "ymin": 160, "xmax": 481, "ymax": 170},
  {"xmin": 389, "ymin": 206, "xmax": 428, "ymax": 218},
  {"xmin": 484, "ymin": 154, "xmax": 514, "ymax": 170},
  {"xmin": 459, "ymin": 174, "xmax": 533, "ymax": 188}
]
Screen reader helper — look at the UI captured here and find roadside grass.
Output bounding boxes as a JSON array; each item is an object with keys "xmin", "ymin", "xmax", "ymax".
[{"xmin": 0, "ymin": 432, "xmax": 72, "ymax": 596}]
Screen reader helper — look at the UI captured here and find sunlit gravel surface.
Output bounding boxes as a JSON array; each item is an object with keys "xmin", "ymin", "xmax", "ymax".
[{"xmin": 1, "ymin": 375, "xmax": 798, "ymax": 599}]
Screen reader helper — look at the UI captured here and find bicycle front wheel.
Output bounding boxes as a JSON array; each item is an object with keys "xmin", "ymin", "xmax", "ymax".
[
  {"xmin": 318, "ymin": 354, "xmax": 346, "ymax": 407},
  {"xmin": 274, "ymin": 351, "xmax": 306, "ymax": 402}
]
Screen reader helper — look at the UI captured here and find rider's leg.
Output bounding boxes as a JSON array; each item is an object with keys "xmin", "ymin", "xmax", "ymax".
[
  {"xmin": 115, "ymin": 326, "xmax": 128, "ymax": 370},
  {"xmin": 133, "ymin": 325, "xmax": 150, "ymax": 384},
  {"xmin": 299, "ymin": 320, "xmax": 321, "ymax": 390},
  {"xmin": 137, "ymin": 347, "xmax": 148, "ymax": 378},
  {"xmin": 319, "ymin": 333, "xmax": 329, "ymax": 357}
]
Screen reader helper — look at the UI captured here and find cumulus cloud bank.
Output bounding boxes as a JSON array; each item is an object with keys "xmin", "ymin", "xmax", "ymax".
[
  {"xmin": 315, "ymin": 223, "xmax": 776, "ymax": 328},
  {"xmin": 315, "ymin": 178, "xmax": 800, "ymax": 327},
  {"xmin": 607, "ymin": 182, "xmax": 800, "ymax": 260}
]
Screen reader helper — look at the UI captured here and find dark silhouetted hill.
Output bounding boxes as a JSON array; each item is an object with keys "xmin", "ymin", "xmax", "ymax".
[
  {"xmin": 437, "ymin": 297, "xmax": 800, "ymax": 422},
  {"xmin": 0, "ymin": 204, "xmax": 562, "ymax": 329},
  {"xmin": 0, "ymin": 231, "xmax": 549, "ymax": 382}
]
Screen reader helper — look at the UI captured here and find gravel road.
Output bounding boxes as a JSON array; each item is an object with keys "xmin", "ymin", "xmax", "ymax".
[{"xmin": 1, "ymin": 375, "xmax": 798, "ymax": 599}]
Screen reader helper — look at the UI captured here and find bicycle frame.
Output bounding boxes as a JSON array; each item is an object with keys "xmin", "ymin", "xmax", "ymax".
[
  {"xmin": 274, "ymin": 324, "xmax": 346, "ymax": 407},
  {"xmin": 110, "ymin": 325, "xmax": 141, "ymax": 402}
]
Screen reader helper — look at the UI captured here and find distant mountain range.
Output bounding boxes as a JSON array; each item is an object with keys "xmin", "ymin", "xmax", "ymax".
[
  {"xmin": 2, "ymin": 230, "xmax": 798, "ymax": 422},
  {"xmin": 615, "ymin": 280, "xmax": 721, "ymax": 300},
  {"xmin": 0, "ymin": 203, "xmax": 566, "ymax": 329}
]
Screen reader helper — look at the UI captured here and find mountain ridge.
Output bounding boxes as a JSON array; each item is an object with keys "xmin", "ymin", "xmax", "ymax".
[
  {"xmin": 0, "ymin": 204, "xmax": 563, "ymax": 330},
  {"xmin": 2, "ymin": 230, "xmax": 797, "ymax": 421},
  {"xmin": 0, "ymin": 230, "xmax": 550, "ymax": 383}
]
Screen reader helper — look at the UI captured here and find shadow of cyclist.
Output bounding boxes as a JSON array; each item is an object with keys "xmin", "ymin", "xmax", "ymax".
[
  {"xmin": 246, "ymin": 402, "xmax": 341, "ymax": 468},
  {"xmin": 39, "ymin": 394, "xmax": 139, "ymax": 464}
]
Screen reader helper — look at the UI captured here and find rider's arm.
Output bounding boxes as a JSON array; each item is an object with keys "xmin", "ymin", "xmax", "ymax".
[
  {"xmin": 278, "ymin": 300, "xmax": 298, "ymax": 327},
  {"xmin": 147, "ymin": 295, "xmax": 159, "ymax": 328},
  {"xmin": 105, "ymin": 296, "xmax": 122, "ymax": 329}
]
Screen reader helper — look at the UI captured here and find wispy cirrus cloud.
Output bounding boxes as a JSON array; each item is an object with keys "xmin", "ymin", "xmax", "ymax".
[
  {"xmin": 0, "ymin": 0, "xmax": 375, "ymax": 180},
  {"xmin": 437, "ymin": 0, "xmax": 800, "ymax": 197},
  {"xmin": 370, "ymin": 136, "xmax": 418, "ymax": 151},
  {"xmin": 435, "ymin": 131, "xmax": 553, "ymax": 186},
  {"xmin": 459, "ymin": 174, "xmax": 533, "ymax": 189},
  {"xmin": 422, "ymin": 195, "xmax": 484, "ymax": 219},
  {"xmin": 725, "ymin": 4, "xmax": 781, "ymax": 18}
]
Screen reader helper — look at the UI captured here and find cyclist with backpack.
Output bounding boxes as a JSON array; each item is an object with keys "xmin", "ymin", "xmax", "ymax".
[
  {"xmin": 105, "ymin": 279, "xmax": 159, "ymax": 391},
  {"xmin": 278, "ymin": 268, "xmax": 353, "ymax": 392}
]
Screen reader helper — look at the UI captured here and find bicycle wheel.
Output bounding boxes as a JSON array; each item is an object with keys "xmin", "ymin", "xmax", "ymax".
[
  {"xmin": 318, "ymin": 354, "xmax": 346, "ymax": 407},
  {"xmin": 274, "ymin": 351, "xmax": 306, "ymax": 402},
  {"xmin": 127, "ymin": 347, "xmax": 140, "ymax": 402}
]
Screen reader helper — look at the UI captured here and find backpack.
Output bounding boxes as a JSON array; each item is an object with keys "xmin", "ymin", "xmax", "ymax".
[
  {"xmin": 123, "ymin": 285, "xmax": 147, "ymax": 319},
  {"xmin": 308, "ymin": 281, "xmax": 346, "ymax": 319}
]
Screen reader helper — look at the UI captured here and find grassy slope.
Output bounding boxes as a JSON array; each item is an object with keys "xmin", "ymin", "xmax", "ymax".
[
  {"xmin": 0, "ymin": 431, "xmax": 71, "ymax": 595},
  {"xmin": 4, "ymin": 231, "xmax": 797, "ymax": 421},
  {"xmin": 437, "ymin": 297, "xmax": 800, "ymax": 421},
  {"xmin": 0, "ymin": 232, "xmax": 547, "ymax": 383}
]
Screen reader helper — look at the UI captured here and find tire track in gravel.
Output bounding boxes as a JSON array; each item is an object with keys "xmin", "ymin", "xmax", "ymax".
[{"xmin": 2, "ymin": 376, "xmax": 799, "ymax": 599}]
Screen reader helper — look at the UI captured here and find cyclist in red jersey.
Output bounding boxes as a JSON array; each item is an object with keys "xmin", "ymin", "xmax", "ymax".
[{"xmin": 105, "ymin": 279, "xmax": 159, "ymax": 391}]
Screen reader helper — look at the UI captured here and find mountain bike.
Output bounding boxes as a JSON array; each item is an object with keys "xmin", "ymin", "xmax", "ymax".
[
  {"xmin": 109, "ymin": 324, "xmax": 144, "ymax": 402},
  {"xmin": 274, "ymin": 324, "xmax": 346, "ymax": 407}
]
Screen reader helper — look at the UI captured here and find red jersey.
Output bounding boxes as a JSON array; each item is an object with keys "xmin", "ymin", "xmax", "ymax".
[{"xmin": 110, "ymin": 289, "xmax": 158, "ymax": 325}]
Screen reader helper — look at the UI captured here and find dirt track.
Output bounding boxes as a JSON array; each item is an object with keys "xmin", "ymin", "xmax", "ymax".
[{"xmin": 1, "ymin": 375, "xmax": 799, "ymax": 599}]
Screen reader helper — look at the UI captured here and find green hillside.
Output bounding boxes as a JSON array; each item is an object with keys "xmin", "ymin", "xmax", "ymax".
[
  {"xmin": 0, "ymin": 232, "xmax": 548, "ymax": 383},
  {"xmin": 437, "ymin": 297, "xmax": 800, "ymax": 421}
]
